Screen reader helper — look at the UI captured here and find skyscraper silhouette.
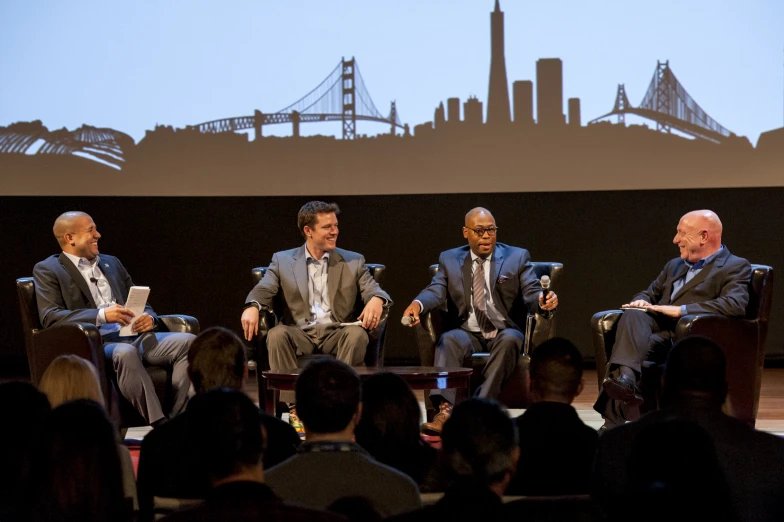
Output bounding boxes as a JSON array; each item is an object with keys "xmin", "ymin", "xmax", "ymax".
[{"xmin": 487, "ymin": 0, "xmax": 511, "ymax": 125}]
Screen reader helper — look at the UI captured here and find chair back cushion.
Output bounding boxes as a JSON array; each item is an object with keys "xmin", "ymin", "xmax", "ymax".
[
  {"xmin": 16, "ymin": 277, "xmax": 41, "ymax": 333},
  {"xmin": 747, "ymin": 264, "xmax": 773, "ymax": 322}
]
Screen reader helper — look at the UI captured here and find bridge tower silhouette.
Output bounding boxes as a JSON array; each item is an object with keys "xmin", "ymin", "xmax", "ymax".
[
  {"xmin": 591, "ymin": 61, "xmax": 735, "ymax": 143},
  {"xmin": 189, "ymin": 57, "xmax": 404, "ymax": 140}
]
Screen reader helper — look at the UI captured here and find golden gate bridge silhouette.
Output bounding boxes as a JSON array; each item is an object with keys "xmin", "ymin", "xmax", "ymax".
[{"xmin": 186, "ymin": 57, "xmax": 405, "ymax": 141}]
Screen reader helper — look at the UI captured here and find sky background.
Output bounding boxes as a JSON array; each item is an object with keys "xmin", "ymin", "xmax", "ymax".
[{"xmin": 1, "ymin": 0, "xmax": 782, "ymax": 144}]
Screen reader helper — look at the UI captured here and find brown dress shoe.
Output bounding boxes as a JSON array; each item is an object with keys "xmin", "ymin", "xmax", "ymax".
[{"xmin": 422, "ymin": 401, "xmax": 454, "ymax": 435}]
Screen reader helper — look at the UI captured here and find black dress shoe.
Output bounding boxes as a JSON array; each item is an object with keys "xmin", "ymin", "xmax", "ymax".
[{"xmin": 602, "ymin": 374, "xmax": 644, "ymax": 406}]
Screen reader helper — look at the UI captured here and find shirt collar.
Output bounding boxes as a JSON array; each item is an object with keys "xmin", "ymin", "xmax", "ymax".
[
  {"xmin": 684, "ymin": 245, "xmax": 723, "ymax": 270},
  {"xmin": 305, "ymin": 249, "xmax": 330, "ymax": 263},
  {"xmin": 470, "ymin": 251, "xmax": 492, "ymax": 263},
  {"xmin": 63, "ymin": 251, "xmax": 100, "ymax": 269}
]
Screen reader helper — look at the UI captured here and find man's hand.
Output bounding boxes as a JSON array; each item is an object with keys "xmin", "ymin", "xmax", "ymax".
[
  {"xmin": 648, "ymin": 304, "xmax": 682, "ymax": 318},
  {"xmin": 241, "ymin": 306, "xmax": 259, "ymax": 341},
  {"xmin": 105, "ymin": 304, "xmax": 135, "ymax": 325},
  {"xmin": 539, "ymin": 291, "xmax": 559, "ymax": 311},
  {"xmin": 358, "ymin": 296, "xmax": 384, "ymax": 330},
  {"xmin": 622, "ymin": 300, "xmax": 651, "ymax": 309},
  {"xmin": 402, "ymin": 301, "xmax": 422, "ymax": 327},
  {"xmin": 132, "ymin": 313, "xmax": 155, "ymax": 333}
]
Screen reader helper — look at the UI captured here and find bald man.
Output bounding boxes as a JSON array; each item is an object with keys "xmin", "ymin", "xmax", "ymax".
[
  {"xmin": 403, "ymin": 208, "xmax": 558, "ymax": 434},
  {"xmin": 595, "ymin": 210, "xmax": 751, "ymax": 429},
  {"xmin": 33, "ymin": 211, "xmax": 194, "ymax": 425}
]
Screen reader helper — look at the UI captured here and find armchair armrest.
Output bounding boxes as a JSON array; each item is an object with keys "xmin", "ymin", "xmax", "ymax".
[
  {"xmin": 415, "ymin": 311, "xmax": 439, "ymax": 367},
  {"xmin": 157, "ymin": 315, "xmax": 200, "ymax": 335},
  {"xmin": 366, "ymin": 306, "xmax": 390, "ymax": 367},
  {"xmin": 591, "ymin": 310, "xmax": 624, "ymax": 388},
  {"xmin": 675, "ymin": 313, "xmax": 758, "ymax": 345}
]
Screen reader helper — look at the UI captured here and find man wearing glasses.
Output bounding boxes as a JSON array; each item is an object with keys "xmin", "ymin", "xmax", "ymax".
[
  {"xmin": 403, "ymin": 207, "xmax": 558, "ymax": 434},
  {"xmin": 33, "ymin": 211, "xmax": 194, "ymax": 426}
]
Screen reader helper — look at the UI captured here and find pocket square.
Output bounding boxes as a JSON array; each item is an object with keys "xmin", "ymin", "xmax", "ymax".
[{"xmin": 497, "ymin": 275, "xmax": 510, "ymax": 284}]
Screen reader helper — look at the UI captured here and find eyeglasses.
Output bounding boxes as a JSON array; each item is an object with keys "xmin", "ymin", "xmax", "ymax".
[{"xmin": 465, "ymin": 227, "xmax": 499, "ymax": 237}]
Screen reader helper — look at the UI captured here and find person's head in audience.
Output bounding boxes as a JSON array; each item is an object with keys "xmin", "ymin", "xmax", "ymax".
[
  {"xmin": 529, "ymin": 337, "xmax": 585, "ymax": 404},
  {"xmin": 188, "ymin": 326, "xmax": 248, "ymax": 394},
  {"xmin": 661, "ymin": 336, "xmax": 727, "ymax": 408},
  {"xmin": 355, "ymin": 372, "xmax": 425, "ymax": 464},
  {"xmin": 39, "ymin": 354, "xmax": 104, "ymax": 408},
  {"xmin": 0, "ymin": 382, "xmax": 51, "ymax": 514},
  {"xmin": 295, "ymin": 357, "xmax": 361, "ymax": 441},
  {"xmin": 440, "ymin": 398, "xmax": 519, "ymax": 498},
  {"xmin": 188, "ymin": 388, "xmax": 264, "ymax": 486},
  {"xmin": 29, "ymin": 399, "xmax": 129, "ymax": 522},
  {"xmin": 623, "ymin": 419, "xmax": 737, "ymax": 522}
]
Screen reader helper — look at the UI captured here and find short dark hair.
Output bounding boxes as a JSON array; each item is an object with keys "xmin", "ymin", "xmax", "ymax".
[
  {"xmin": 662, "ymin": 336, "xmax": 727, "ymax": 405},
  {"xmin": 297, "ymin": 201, "xmax": 340, "ymax": 238},
  {"xmin": 295, "ymin": 358, "xmax": 361, "ymax": 434},
  {"xmin": 187, "ymin": 327, "xmax": 247, "ymax": 394},
  {"xmin": 187, "ymin": 388, "xmax": 263, "ymax": 480},
  {"xmin": 441, "ymin": 398, "xmax": 518, "ymax": 485},
  {"xmin": 529, "ymin": 337, "xmax": 584, "ymax": 400}
]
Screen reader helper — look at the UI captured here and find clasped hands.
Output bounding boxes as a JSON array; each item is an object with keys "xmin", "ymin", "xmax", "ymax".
[
  {"xmin": 621, "ymin": 300, "xmax": 681, "ymax": 318},
  {"xmin": 105, "ymin": 304, "xmax": 154, "ymax": 332}
]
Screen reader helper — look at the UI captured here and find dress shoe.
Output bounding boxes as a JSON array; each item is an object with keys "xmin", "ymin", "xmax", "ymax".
[
  {"xmin": 602, "ymin": 374, "xmax": 644, "ymax": 406},
  {"xmin": 421, "ymin": 401, "xmax": 453, "ymax": 435}
]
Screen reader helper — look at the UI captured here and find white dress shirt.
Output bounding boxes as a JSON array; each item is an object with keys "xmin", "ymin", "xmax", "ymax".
[
  {"xmin": 62, "ymin": 251, "xmax": 120, "ymax": 336},
  {"xmin": 305, "ymin": 250, "xmax": 334, "ymax": 326}
]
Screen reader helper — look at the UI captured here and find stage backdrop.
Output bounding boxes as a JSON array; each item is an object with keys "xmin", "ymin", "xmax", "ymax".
[{"xmin": 1, "ymin": 192, "xmax": 782, "ymax": 374}]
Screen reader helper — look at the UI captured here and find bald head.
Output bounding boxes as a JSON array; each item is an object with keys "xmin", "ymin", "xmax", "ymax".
[
  {"xmin": 463, "ymin": 207, "xmax": 497, "ymax": 257},
  {"xmin": 53, "ymin": 211, "xmax": 101, "ymax": 261},
  {"xmin": 673, "ymin": 209, "xmax": 722, "ymax": 263}
]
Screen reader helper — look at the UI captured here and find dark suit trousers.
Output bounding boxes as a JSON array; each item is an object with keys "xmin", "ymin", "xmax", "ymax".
[
  {"xmin": 432, "ymin": 327, "xmax": 523, "ymax": 405},
  {"xmin": 103, "ymin": 331, "xmax": 194, "ymax": 424}
]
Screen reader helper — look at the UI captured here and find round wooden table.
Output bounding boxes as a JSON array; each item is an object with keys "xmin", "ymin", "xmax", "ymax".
[{"xmin": 261, "ymin": 366, "xmax": 473, "ymax": 416}]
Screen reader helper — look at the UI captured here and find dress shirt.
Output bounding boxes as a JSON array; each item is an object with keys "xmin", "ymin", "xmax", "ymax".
[
  {"xmin": 465, "ymin": 251, "xmax": 507, "ymax": 332},
  {"xmin": 672, "ymin": 246, "xmax": 723, "ymax": 316},
  {"xmin": 62, "ymin": 251, "xmax": 120, "ymax": 336},
  {"xmin": 305, "ymin": 250, "xmax": 333, "ymax": 326}
]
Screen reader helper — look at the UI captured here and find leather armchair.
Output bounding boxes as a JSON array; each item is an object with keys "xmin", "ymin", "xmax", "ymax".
[
  {"xmin": 591, "ymin": 264, "xmax": 773, "ymax": 427},
  {"xmin": 16, "ymin": 277, "xmax": 200, "ymax": 428},
  {"xmin": 249, "ymin": 264, "xmax": 390, "ymax": 392},
  {"xmin": 416, "ymin": 262, "xmax": 563, "ymax": 409}
]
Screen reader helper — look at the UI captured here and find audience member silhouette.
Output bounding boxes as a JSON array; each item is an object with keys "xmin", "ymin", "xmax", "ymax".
[
  {"xmin": 38, "ymin": 354, "xmax": 138, "ymax": 511},
  {"xmin": 355, "ymin": 372, "xmax": 441, "ymax": 491},
  {"xmin": 27, "ymin": 399, "xmax": 130, "ymax": 522},
  {"xmin": 160, "ymin": 388, "xmax": 344, "ymax": 522},
  {"xmin": 389, "ymin": 398, "xmax": 520, "ymax": 522},
  {"xmin": 0, "ymin": 382, "xmax": 50, "ymax": 522},
  {"xmin": 137, "ymin": 327, "xmax": 300, "ymax": 522},
  {"xmin": 622, "ymin": 419, "xmax": 738, "ymax": 522},
  {"xmin": 506, "ymin": 337, "xmax": 598, "ymax": 496},
  {"xmin": 265, "ymin": 358, "xmax": 421, "ymax": 518},
  {"xmin": 593, "ymin": 336, "xmax": 784, "ymax": 522}
]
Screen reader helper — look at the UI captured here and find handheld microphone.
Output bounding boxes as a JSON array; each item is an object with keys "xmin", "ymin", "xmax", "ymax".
[
  {"xmin": 401, "ymin": 315, "xmax": 414, "ymax": 326},
  {"xmin": 540, "ymin": 275, "xmax": 551, "ymax": 295}
]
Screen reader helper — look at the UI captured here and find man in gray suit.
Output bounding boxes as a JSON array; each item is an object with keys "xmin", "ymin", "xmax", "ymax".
[
  {"xmin": 596, "ymin": 209, "xmax": 751, "ymax": 428},
  {"xmin": 33, "ymin": 211, "xmax": 194, "ymax": 425},
  {"xmin": 402, "ymin": 207, "xmax": 558, "ymax": 433},
  {"xmin": 241, "ymin": 201, "xmax": 391, "ymax": 418}
]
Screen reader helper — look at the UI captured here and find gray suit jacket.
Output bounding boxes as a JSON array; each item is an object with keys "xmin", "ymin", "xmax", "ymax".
[
  {"xmin": 246, "ymin": 245, "xmax": 391, "ymax": 327},
  {"xmin": 632, "ymin": 246, "xmax": 751, "ymax": 317},
  {"xmin": 414, "ymin": 243, "xmax": 541, "ymax": 332},
  {"xmin": 33, "ymin": 253, "xmax": 157, "ymax": 329}
]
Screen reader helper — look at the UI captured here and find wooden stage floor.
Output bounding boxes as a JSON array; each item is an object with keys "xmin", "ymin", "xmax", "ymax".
[{"xmin": 238, "ymin": 368, "xmax": 784, "ymax": 438}]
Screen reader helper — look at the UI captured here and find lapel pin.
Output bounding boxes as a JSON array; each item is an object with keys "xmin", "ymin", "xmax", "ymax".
[{"xmin": 104, "ymin": 264, "xmax": 109, "ymax": 268}]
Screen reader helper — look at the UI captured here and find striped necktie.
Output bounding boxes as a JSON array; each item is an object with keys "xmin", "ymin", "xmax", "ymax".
[{"xmin": 472, "ymin": 258, "xmax": 498, "ymax": 340}]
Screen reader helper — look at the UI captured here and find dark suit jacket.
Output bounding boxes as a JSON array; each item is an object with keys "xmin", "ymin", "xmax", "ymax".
[
  {"xmin": 246, "ymin": 245, "xmax": 391, "ymax": 327},
  {"xmin": 632, "ymin": 246, "xmax": 751, "ymax": 317},
  {"xmin": 506, "ymin": 402, "xmax": 598, "ymax": 496},
  {"xmin": 593, "ymin": 398, "xmax": 784, "ymax": 522},
  {"xmin": 414, "ymin": 243, "xmax": 542, "ymax": 332},
  {"xmin": 33, "ymin": 253, "xmax": 157, "ymax": 329},
  {"xmin": 137, "ymin": 407, "xmax": 301, "ymax": 522},
  {"xmin": 160, "ymin": 481, "xmax": 346, "ymax": 522}
]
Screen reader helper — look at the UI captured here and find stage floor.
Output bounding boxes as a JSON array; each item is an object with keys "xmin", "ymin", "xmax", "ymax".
[{"xmin": 125, "ymin": 368, "xmax": 784, "ymax": 441}]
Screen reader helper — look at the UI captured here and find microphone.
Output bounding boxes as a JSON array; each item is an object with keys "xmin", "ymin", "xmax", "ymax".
[
  {"xmin": 401, "ymin": 315, "xmax": 414, "ymax": 326},
  {"xmin": 540, "ymin": 275, "xmax": 551, "ymax": 297},
  {"xmin": 89, "ymin": 277, "xmax": 98, "ymax": 285}
]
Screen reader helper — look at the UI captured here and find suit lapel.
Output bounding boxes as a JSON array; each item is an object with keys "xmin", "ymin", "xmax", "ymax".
[
  {"xmin": 58, "ymin": 253, "xmax": 97, "ymax": 308},
  {"xmin": 460, "ymin": 250, "xmax": 472, "ymax": 314},
  {"xmin": 672, "ymin": 249, "xmax": 726, "ymax": 302},
  {"xmin": 293, "ymin": 245, "xmax": 309, "ymax": 306},
  {"xmin": 490, "ymin": 245, "xmax": 505, "ymax": 296},
  {"xmin": 97, "ymin": 258, "xmax": 126, "ymax": 305},
  {"xmin": 327, "ymin": 250, "xmax": 344, "ymax": 310}
]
